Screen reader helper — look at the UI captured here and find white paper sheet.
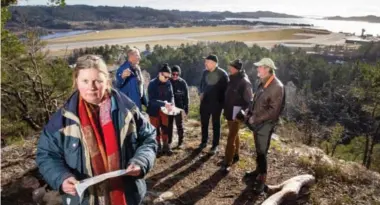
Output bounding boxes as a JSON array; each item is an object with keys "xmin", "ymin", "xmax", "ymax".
[
  {"xmin": 75, "ymin": 169, "xmax": 128, "ymax": 203},
  {"xmin": 161, "ymin": 106, "xmax": 184, "ymax": 116},
  {"xmin": 232, "ymin": 106, "xmax": 242, "ymax": 120}
]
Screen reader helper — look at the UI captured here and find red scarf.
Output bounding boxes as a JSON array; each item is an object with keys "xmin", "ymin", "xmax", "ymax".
[{"xmin": 78, "ymin": 94, "xmax": 127, "ymax": 205}]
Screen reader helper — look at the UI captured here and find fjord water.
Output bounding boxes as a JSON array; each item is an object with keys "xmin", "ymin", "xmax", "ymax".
[{"xmin": 227, "ymin": 17, "xmax": 380, "ymax": 36}]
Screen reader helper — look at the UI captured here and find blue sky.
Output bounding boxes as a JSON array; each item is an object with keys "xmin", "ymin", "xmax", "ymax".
[{"xmin": 19, "ymin": 0, "xmax": 380, "ymax": 17}]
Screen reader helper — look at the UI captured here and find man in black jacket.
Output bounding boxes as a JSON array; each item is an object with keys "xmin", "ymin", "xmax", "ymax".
[
  {"xmin": 222, "ymin": 59, "xmax": 253, "ymax": 172},
  {"xmin": 199, "ymin": 54, "xmax": 229, "ymax": 154},
  {"xmin": 168, "ymin": 65, "xmax": 189, "ymax": 148}
]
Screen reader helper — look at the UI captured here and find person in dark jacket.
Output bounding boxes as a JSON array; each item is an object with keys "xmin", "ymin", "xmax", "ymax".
[
  {"xmin": 36, "ymin": 55, "xmax": 157, "ymax": 205},
  {"xmin": 115, "ymin": 48, "xmax": 147, "ymax": 110},
  {"xmin": 168, "ymin": 65, "xmax": 189, "ymax": 148},
  {"xmin": 243, "ymin": 58, "xmax": 285, "ymax": 194},
  {"xmin": 199, "ymin": 54, "xmax": 229, "ymax": 154},
  {"xmin": 222, "ymin": 59, "xmax": 253, "ymax": 172},
  {"xmin": 148, "ymin": 64, "xmax": 175, "ymax": 156}
]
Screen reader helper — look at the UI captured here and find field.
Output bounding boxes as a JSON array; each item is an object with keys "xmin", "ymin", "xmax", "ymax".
[
  {"xmin": 47, "ymin": 26, "xmax": 251, "ymax": 44},
  {"xmin": 48, "ymin": 39, "xmax": 197, "ymax": 56},
  {"xmin": 46, "ymin": 27, "xmax": 337, "ymax": 56},
  {"xmin": 194, "ymin": 29, "xmax": 313, "ymax": 42}
]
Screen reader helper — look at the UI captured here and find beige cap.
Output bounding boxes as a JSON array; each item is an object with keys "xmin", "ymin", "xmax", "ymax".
[{"xmin": 254, "ymin": 58, "xmax": 277, "ymax": 70}]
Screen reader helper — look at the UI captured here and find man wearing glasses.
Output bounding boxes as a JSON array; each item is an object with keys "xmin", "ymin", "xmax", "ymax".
[
  {"xmin": 147, "ymin": 64, "xmax": 175, "ymax": 156},
  {"xmin": 199, "ymin": 54, "xmax": 229, "ymax": 155},
  {"xmin": 168, "ymin": 65, "xmax": 189, "ymax": 149}
]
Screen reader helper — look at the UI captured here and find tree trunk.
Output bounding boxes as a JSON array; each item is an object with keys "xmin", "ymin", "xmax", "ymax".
[
  {"xmin": 307, "ymin": 133, "xmax": 312, "ymax": 146},
  {"xmin": 331, "ymin": 143, "xmax": 338, "ymax": 157},
  {"xmin": 365, "ymin": 124, "xmax": 380, "ymax": 168},
  {"xmin": 365, "ymin": 136, "xmax": 375, "ymax": 169},
  {"xmin": 363, "ymin": 135, "xmax": 370, "ymax": 166}
]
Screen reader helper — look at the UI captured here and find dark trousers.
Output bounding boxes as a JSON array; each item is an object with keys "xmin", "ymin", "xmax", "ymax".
[
  {"xmin": 168, "ymin": 114, "xmax": 184, "ymax": 144},
  {"xmin": 200, "ymin": 104, "xmax": 222, "ymax": 148},
  {"xmin": 253, "ymin": 122, "xmax": 275, "ymax": 174}
]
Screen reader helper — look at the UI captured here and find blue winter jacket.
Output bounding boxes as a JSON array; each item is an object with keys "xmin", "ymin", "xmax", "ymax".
[
  {"xmin": 115, "ymin": 61, "xmax": 147, "ymax": 110},
  {"xmin": 147, "ymin": 77, "xmax": 174, "ymax": 117},
  {"xmin": 36, "ymin": 89, "xmax": 157, "ymax": 205}
]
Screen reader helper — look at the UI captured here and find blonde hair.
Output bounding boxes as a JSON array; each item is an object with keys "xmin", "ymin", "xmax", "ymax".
[{"xmin": 72, "ymin": 55, "xmax": 110, "ymax": 89}]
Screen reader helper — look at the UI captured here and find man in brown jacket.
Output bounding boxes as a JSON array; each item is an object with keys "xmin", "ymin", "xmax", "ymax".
[
  {"xmin": 222, "ymin": 59, "xmax": 253, "ymax": 172},
  {"xmin": 243, "ymin": 58, "xmax": 285, "ymax": 194}
]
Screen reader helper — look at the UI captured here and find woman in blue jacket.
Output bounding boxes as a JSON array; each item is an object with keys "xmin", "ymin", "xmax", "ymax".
[{"xmin": 36, "ymin": 55, "xmax": 157, "ymax": 205}]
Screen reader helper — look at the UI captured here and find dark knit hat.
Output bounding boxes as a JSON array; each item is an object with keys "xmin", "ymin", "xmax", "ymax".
[
  {"xmin": 160, "ymin": 63, "xmax": 172, "ymax": 73},
  {"xmin": 229, "ymin": 59, "xmax": 243, "ymax": 70},
  {"xmin": 203, "ymin": 54, "xmax": 218, "ymax": 63},
  {"xmin": 171, "ymin": 65, "xmax": 181, "ymax": 74}
]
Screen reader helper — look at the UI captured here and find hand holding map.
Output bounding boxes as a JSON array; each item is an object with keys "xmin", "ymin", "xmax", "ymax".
[{"xmin": 75, "ymin": 170, "xmax": 128, "ymax": 203}]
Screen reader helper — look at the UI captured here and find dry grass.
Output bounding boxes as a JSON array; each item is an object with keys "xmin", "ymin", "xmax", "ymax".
[
  {"xmin": 47, "ymin": 26, "xmax": 250, "ymax": 44},
  {"xmin": 300, "ymin": 28, "xmax": 331, "ymax": 35},
  {"xmin": 195, "ymin": 29, "xmax": 312, "ymax": 42}
]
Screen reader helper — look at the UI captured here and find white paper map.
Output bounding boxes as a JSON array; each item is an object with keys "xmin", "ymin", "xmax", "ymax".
[
  {"xmin": 232, "ymin": 106, "xmax": 242, "ymax": 120},
  {"xmin": 161, "ymin": 106, "xmax": 184, "ymax": 116},
  {"xmin": 75, "ymin": 169, "xmax": 128, "ymax": 203}
]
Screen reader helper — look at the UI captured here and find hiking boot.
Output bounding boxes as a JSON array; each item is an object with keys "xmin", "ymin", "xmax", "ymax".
[
  {"xmin": 243, "ymin": 170, "xmax": 259, "ymax": 180},
  {"xmin": 209, "ymin": 146, "xmax": 219, "ymax": 155},
  {"xmin": 165, "ymin": 148, "xmax": 173, "ymax": 156},
  {"xmin": 198, "ymin": 143, "xmax": 207, "ymax": 150},
  {"xmin": 177, "ymin": 138, "xmax": 184, "ymax": 149},
  {"xmin": 233, "ymin": 155, "xmax": 240, "ymax": 164},
  {"xmin": 157, "ymin": 143, "xmax": 162, "ymax": 155},
  {"xmin": 163, "ymin": 144, "xmax": 173, "ymax": 156},
  {"xmin": 177, "ymin": 142, "xmax": 184, "ymax": 149},
  {"xmin": 252, "ymin": 174, "xmax": 267, "ymax": 195},
  {"xmin": 221, "ymin": 164, "xmax": 231, "ymax": 173}
]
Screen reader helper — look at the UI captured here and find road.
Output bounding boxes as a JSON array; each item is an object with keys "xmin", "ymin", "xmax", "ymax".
[{"xmin": 46, "ymin": 27, "xmax": 346, "ymax": 51}]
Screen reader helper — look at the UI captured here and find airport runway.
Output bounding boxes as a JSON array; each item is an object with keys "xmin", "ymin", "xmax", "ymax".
[{"xmin": 46, "ymin": 27, "xmax": 346, "ymax": 51}]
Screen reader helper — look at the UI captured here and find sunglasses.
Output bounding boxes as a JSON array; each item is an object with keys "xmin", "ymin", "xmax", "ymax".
[
  {"xmin": 172, "ymin": 73, "xmax": 179, "ymax": 76},
  {"xmin": 162, "ymin": 75, "xmax": 171, "ymax": 79}
]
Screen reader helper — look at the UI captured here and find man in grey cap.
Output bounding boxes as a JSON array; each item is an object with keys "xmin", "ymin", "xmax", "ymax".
[
  {"xmin": 199, "ymin": 54, "xmax": 229, "ymax": 154},
  {"xmin": 243, "ymin": 57, "xmax": 285, "ymax": 194}
]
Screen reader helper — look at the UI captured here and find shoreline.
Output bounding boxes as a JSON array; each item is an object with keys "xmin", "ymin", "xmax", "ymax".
[
  {"xmin": 45, "ymin": 27, "xmax": 348, "ymax": 56},
  {"xmin": 44, "ymin": 25, "xmax": 324, "ymax": 43}
]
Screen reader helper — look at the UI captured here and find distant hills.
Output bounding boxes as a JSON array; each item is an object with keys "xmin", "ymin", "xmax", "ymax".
[
  {"xmin": 216, "ymin": 10, "xmax": 300, "ymax": 19},
  {"xmin": 7, "ymin": 5, "xmax": 302, "ymax": 31},
  {"xmin": 325, "ymin": 15, "xmax": 380, "ymax": 23}
]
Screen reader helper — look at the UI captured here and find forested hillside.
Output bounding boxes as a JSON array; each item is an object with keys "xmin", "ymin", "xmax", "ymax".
[
  {"xmin": 7, "ymin": 5, "xmax": 305, "ymax": 31},
  {"xmin": 325, "ymin": 15, "xmax": 380, "ymax": 23}
]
